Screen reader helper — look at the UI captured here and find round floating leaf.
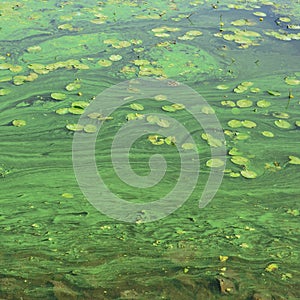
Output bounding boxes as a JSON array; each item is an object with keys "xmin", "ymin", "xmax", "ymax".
[
  {"xmin": 68, "ymin": 107, "xmax": 84, "ymax": 115},
  {"xmin": 284, "ymin": 77, "xmax": 300, "ymax": 85},
  {"xmin": 295, "ymin": 121, "xmax": 300, "ymax": 127},
  {"xmin": 98, "ymin": 59, "xmax": 112, "ymax": 67},
  {"xmin": 182, "ymin": 143, "xmax": 196, "ymax": 150},
  {"xmin": 51, "ymin": 92, "xmax": 66, "ymax": 101},
  {"xmin": 241, "ymin": 120, "xmax": 257, "ymax": 128},
  {"xmin": 216, "ymin": 84, "xmax": 229, "ymax": 90},
  {"xmin": 0, "ymin": 88, "xmax": 11, "ymax": 96},
  {"xmin": 268, "ymin": 90, "xmax": 281, "ymax": 96},
  {"xmin": 221, "ymin": 100, "xmax": 236, "ymax": 107},
  {"xmin": 109, "ymin": 55, "xmax": 122, "ymax": 61},
  {"xmin": 27, "ymin": 45, "xmax": 42, "ymax": 53},
  {"xmin": 230, "ymin": 172, "xmax": 240, "ymax": 178},
  {"xmin": 12, "ymin": 119, "xmax": 26, "ymax": 127},
  {"xmin": 206, "ymin": 158, "xmax": 225, "ymax": 168},
  {"xmin": 241, "ymin": 169, "xmax": 257, "ymax": 179},
  {"xmin": 72, "ymin": 101, "xmax": 89, "ymax": 109},
  {"xmin": 253, "ymin": 12, "xmax": 266, "ymax": 17},
  {"xmin": 186, "ymin": 30, "xmax": 202, "ymax": 36},
  {"xmin": 65, "ymin": 82, "xmax": 81, "ymax": 91},
  {"xmin": 289, "ymin": 155, "xmax": 300, "ymax": 165},
  {"xmin": 231, "ymin": 108, "xmax": 241, "ymax": 115},
  {"xmin": 162, "ymin": 105, "xmax": 176, "ymax": 112},
  {"xmin": 274, "ymin": 119, "xmax": 291, "ymax": 129},
  {"xmin": 130, "ymin": 103, "xmax": 144, "ymax": 111},
  {"xmin": 146, "ymin": 115, "xmax": 160, "ymax": 124},
  {"xmin": 148, "ymin": 135, "xmax": 164, "ymax": 145},
  {"xmin": 231, "ymin": 156, "xmax": 249, "ymax": 165},
  {"xmin": 154, "ymin": 94, "xmax": 167, "ymax": 101},
  {"xmin": 165, "ymin": 136, "xmax": 176, "ymax": 145},
  {"xmin": 201, "ymin": 106, "xmax": 215, "ymax": 114},
  {"xmin": 237, "ymin": 99, "xmax": 253, "ymax": 108},
  {"xmin": 228, "ymin": 119, "xmax": 242, "ymax": 128},
  {"xmin": 241, "ymin": 81, "xmax": 254, "ymax": 87},
  {"xmin": 84, "ymin": 124, "xmax": 97, "ymax": 133},
  {"xmin": 279, "ymin": 17, "xmax": 291, "ymax": 22},
  {"xmin": 172, "ymin": 103, "xmax": 185, "ymax": 110},
  {"xmin": 56, "ymin": 108, "xmax": 69, "ymax": 115},
  {"xmin": 257, "ymin": 100, "xmax": 271, "ymax": 108},
  {"xmin": 61, "ymin": 193, "xmax": 74, "ymax": 199},
  {"xmin": 66, "ymin": 124, "xmax": 84, "ymax": 131},
  {"xmin": 126, "ymin": 113, "xmax": 144, "ymax": 121},
  {"xmin": 250, "ymin": 87, "xmax": 261, "ymax": 93},
  {"xmin": 261, "ymin": 131, "xmax": 274, "ymax": 137},
  {"xmin": 235, "ymin": 132, "xmax": 250, "ymax": 140},
  {"xmin": 273, "ymin": 112, "xmax": 289, "ymax": 119},
  {"xmin": 156, "ymin": 119, "xmax": 170, "ymax": 128},
  {"xmin": 229, "ymin": 147, "xmax": 243, "ymax": 156}
]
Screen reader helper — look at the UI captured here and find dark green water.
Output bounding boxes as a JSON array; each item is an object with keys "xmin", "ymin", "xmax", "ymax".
[{"xmin": 1, "ymin": 1, "xmax": 300, "ymax": 299}]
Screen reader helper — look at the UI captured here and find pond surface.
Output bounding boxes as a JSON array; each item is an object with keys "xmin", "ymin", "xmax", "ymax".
[{"xmin": 1, "ymin": 0, "xmax": 300, "ymax": 299}]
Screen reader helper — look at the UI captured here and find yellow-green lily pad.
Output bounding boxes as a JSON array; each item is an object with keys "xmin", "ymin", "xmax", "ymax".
[
  {"xmin": 206, "ymin": 158, "xmax": 225, "ymax": 168},
  {"xmin": 228, "ymin": 119, "xmax": 242, "ymax": 128},
  {"xmin": 172, "ymin": 103, "xmax": 185, "ymax": 110},
  {"xmin": 257, "ymin": 100, "xmax": 271, "ymax": 108},
  {"xmin": 98, "ymin": 59, "xmax": 112, "ymax": 67},
  {"xmin": 231, "ymin": 156, "xmax": 249, "ymax": 166},
  {"xmin": 72, "ymin": 101, "xmax": 89, "ymax": 109},
  {"xmin": 148, "ymin": 135, "xmax": 164, "ymax": 145},
  {"xmin": 182, "ymin": 143, "xmax": 196, "ymax": 150},
  {"xmin": 65, "ymin": 82, "xmax": 81, "ymax": 91},
  {"xmin": 109, "ymin": 54, "xmax": 122, "ymax": 61},
  {"xmin": 284, "ymin": 77, "xmax": 300, "ymax": 85},
  {"xmin": 0, "ymin": 88, "xmax": 11, "ymax": 96},
  {"xmin": 130, "ymin": 103, "xmax": 144, "ymax": 111},
  {"xmin": 216, "ymin": 84, "xmax": 229, "ymax": 90},
  {"xmin": 241, "ymin": 120, "xmax": 257, "ymax": 128},
  {"xmin": 162, "ymin": 105, "xmax": 176, "ymax": 112},
  {"xmin": 66, "ymin": 123, "xmax": 84, "ymax": 131},
  {"xmin": 84, "ymin": 124, "xmax": 97, "ymax": 133},
  {"xmin": 241, "ymin": 169, "xmax": 257, "ymax": 179},
  {"xmin": 237, "ymin": 99, "xmax": 253, "ymax": 108},
  {"xmin": 274, "ymin": 119, "xmax": 291, "ymax": 129},
  {"xmin": 126, "ymin": 113, "xmax": 144, "ymax": 121},
  {"xmin": 51, "ymin": 92, "xmax": 66, "ymax": 101},
  {"xmin": 289, "ymin": 155, "xmax": 300, "ymax": 165},
  {"xmin": 268, "ymin": 90, "xmax": 281, "ymax": 96},
  {"xmin": 68, "ymin": 107, "xmax": 84, "ymax": 115},
  {"xmin": 261, "ymin": 131, "xmax": 274, "ymax": 137},
  {"xmin": 12, "ymin": 119, "xmax": 26, "ymax": 127},
  {"xmin": 221, "ymin": 100, "xmax": 236, "ymax": 107},
  {"xmin": 165, "ymin": 136, "xmax": 176, "ymax": 145}
]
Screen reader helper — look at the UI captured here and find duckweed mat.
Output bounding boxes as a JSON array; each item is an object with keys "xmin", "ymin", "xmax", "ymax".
[{"xmin": 1, "ymin": 1, "xmax": 300, "ymax": 299}]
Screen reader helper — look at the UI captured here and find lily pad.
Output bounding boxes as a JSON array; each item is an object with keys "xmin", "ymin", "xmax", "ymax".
[
  {"xmin": 148, "ymin": 135, "xmax": 164, "ymax": 145},
  {"xmin": 12, "ymin": 119, "xmax": 26, "ymax": 127},
  {"xmin": 284, "ymin": 77, "xmax": 300, "ymax": 85},
  {"xmin": 228, "ymin": 119, "xmax": 242, "ymax": 128},
  {"xmin": 65, "ymin": 82, "xmax": 81, "ymax": 91},
  {"xmin": 0, "ymin": 88, "xmax": 11, "ymax": 96},
  {"xmin": 241, "ymin": 120, "xmax": 257, "ymax": 128},
  {"xmin": 162, "ymin": 105, "xmax": 176, "ymax": 112},
  {"xmin": 84, "ymin": 124, "xmax": 97, "ymax": 133},
  {"xmin": 257, "ymin": 100, "xmax": 271, "ymax": 108},
  {"xmin": 241, "ymin": 169, "xmax": 257, "ymax": 179},
  {"xmin": 66, "ymin": 124, "xmax": 84, "ymax": 131},
  {"xmin": 130, "ymin": 103, "xmax": 144, "ymax": 111},
  {"xmin": 98, "ymin": 59, "xmax": 112, "ymax": 67},
  {"xmin": 216, "ymin": 84, "xmax": 229, "ymax": 90},
  {"xmin": 231, "ymin": 156, "xmax": 249, "ymax": 166},
  {"xmin": 165, "ymin": 136, "xmax": 176, "ymax": 145},
  {"xmin": 172, "ymin": 103, "xmax": 185, "ymax": 110},
  {"xmin": 206, "ymin": 158, "xmax": 225, "ymax": 168},
  {"xmin": 274, "ymin": 119, "xmax": 291, "ymax": 129},
  {"xmin": 109, "ymin": 55, "xmax": 123, "ymax": 61},
  {"xmin": 126, "ymin": 113, "xmax": 144, "ymax": 121},
  {"xmin": 221, "ymin": 100, "xmax": 236, "ymax": 107},
  {"xmin": 289, "ymin": 156, "xmax": 300, "ymax": 165},
  {"xmin": 267, "ymin": 90, "xmax": 281, "ymax": 96},
  {"xmin": 154, "ymin": 94, "xmax": 167, "ymax": 101},
  {"xmin": 237, "ymin": 99, "xmax": 253, "ymax": 108},
  {"xmin": 51, "ymin": 92, "xmax": 66, "ymax": 101},
  {"xmin": 68, "ymin": 107, "xmax": 84, "ymax": 115},
  {"xmin": 261, "ymin": 131, "xmax": 274, "ymax": 137},
  {"xmin": 182, "ymin": 143, "xmax": 196, "ymax": 150}
]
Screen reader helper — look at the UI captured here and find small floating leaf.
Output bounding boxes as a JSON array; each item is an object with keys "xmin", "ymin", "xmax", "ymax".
[
  {"xmin": 68, "ymin": 107, "xmax": 84, "ymax": 115},
  {"xmin": 154, "ymin": 94, "xmax": 167, "ymax": 101},
  {"xmin": 12, "ymin": 119, "xmax": 26, "ymax": 127},
  {"xmin": 84, "ymin": 124, "xmax": 97, "ymax": 133},
  {"xmin": 216, "ymin": 84, "xmax": 229, "ymax": 90},
  {"xmin": 241, "ymin": 169, "xmax": 257, "ymax": 179},
  {"xmin": 0, "ymin": 88, "xmax": 11, "ymax": 96},
  {"xmin": 274, "ymin": 119, "xmax": 291, "ymax": 129},
  {"xmin": 148, "ymin": 135, "xmax": 164, "ymax": 145},
  {"xmin": 165, "ymin": 136, "xmax": 176, "ymax": 145},
  {"xmin": 267, "ymin": 90, "xmax": 281, "ymax": 96},
  {"xmin": 261, "ymin": 131, "xmax": 274, "ymax": 137},
  {"xmin": 182, "ymin": 143, "xmax": 196, "ymax": 150},
  {"xmin": 172, "ymin": 103, "xmax": 185, "ymax": 110},
  {"xmin": 231, "ymin": 156, "xmax": 249, "ymax": 166},
  {"xmin": 284, "ymin": 77, "xmax": 300, "ymax": 85},
  {"xmin": 109, "ymin": 54, "xmax": 122, "ymax": 61},
  {"xmin": 221, "ymin": 100, "xmax": 236, "ymax": 107},
  {"xmin": 56, "ymin": 108, "xmax": 69, "ymax": 115},
  {"xmin": 237, "ymin": 99, "xmax": 253, "ymax": 108},
  {"xmin": 98, "ymin": 59, "xmax": 112, "ymax": 67},
  {"xmin": 126, "ymin": 113, "xmax": 144, "ymax": 121},
  {"xmin": 66, "ymin": 124, "xmax": 84, "ymax": 131},
  {"xmin": 65, "ymin": 82, "xmax": 81, "ymax": 91},
  {"xmin": 162, "ymin": 105, "xmax": 176, "ymax": 112},
  {"xmin": 228, "ymin": 119, "xmax": 242, "ymax": 128},
  {"xmin": 130, "ymin": 103, "xmax": 144, "ymax": 111},
  {"xmin": 289, "ymin": 156, "xmax": 300, "ymax": 165},
  {"xmin": 206, "ymin": 158, "xmax": 225, "ymax": 168},
  {"xmin": 265, "ymin": 263, "xmax": 278, "ymax": 272},
  {"xmin": 241, "ymin": 120, "xmax": 257, "ymax": 128},
  {"xmin": 257, "ymin": 100, "xmax": 271, "ymax": 108},
  {"xmin": 51, "ymin": 92, "xmax": 66, "ymax": 101}
]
